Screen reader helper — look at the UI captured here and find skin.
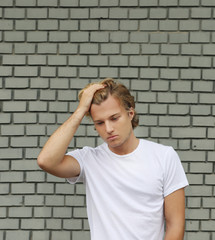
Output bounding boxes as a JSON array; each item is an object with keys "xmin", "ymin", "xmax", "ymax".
[{"xmin": 37, "ymin": 83, "xmax": 186, "ymax": 239}]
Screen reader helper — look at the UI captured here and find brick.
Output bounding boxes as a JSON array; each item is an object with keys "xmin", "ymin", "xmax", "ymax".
[
  {"xmin": 169, "ymin": 8, "xmax": 189, "ymax": 19},
  {"xmin": 205, "ymin": 174, "xmax": 215, "ymax": 184},
  {"xmin": 60, "ymin": 20, "xmax": 78, "ymax": 31},
  {"xmin": 169, "ymin": 56, "xmax": 189, "ymax": 67},
  {"xmin": 26, "ymin": 171, "xmax": 45, "ymax": 182},
  {"xmin": 27, "ymin": 32, "xmax": 48, "ymax": 42},
  {"xmin": 171, "ymin": 81, "xmax": 191, "ymax": 92},
  {"xmin": 186, "ymin": 174, "xmax": 203, "ymax": 185},
  {"xmin": 0, "ymin": 196, "xmax": 23, "ymax": 206},
  {"xmin": 172, "ymin": 128, "xmax": 206, "ymax": 139},
  {"xmin": 0, "ymin": 66, "xmax": 12, "ymax": 76},
  {"xmin": 15, "ymin": 43, "xmax": 36, "ymax": 54},
  {"xmin": 63, "ymin": 219, "xmax": 82, "ymax": 230},
  {"xmin": 160, "ymin": 69, "xmax": 179, "ymax": 79},
  {"xmin": 28, "ymin": 56, "xmax": 47, "ymax": 66},
  {"xmin": 0, "ymin": 20, "xmax": 13, "ymax": 30},
  {"xmin": 140, "ymin": 68, "xmax": 159, "ymax": 79},
  {"xmin": 40, "ymin": 67, "xmax": 56, "ymax": 77},
  {"xmin": 26, "ymin": 125, "xmax": 46, "ymax": 136},
  {"xmin": 200, "ymin": 94, "xmax": 215, "ymax": 104},
  {"xmin": 3, "ymin": 55, "xmax": 26, "ymax": 65},
  {"xmin": 80, "ymin": 20, "xmax": 99, "ymax": 31},
  {"xmin": 179, "ymin": 0, "xmax": 200, "ymax": 6},
  {"xmin": 130, "ymin": 32, "xmax": 148, "ymax": 43},
  {"xmin": 21, "ymin": 219, "xmax": 45, "ymax": 229},
  {"xmin": 0, "ymin": 43, "xmax": 13, "ymax": 53},
  {"xmin": 150, "ymin": 32, "xmax": 168, "ymax": 43},
  {"xmin": 150, "ymin": 8, "xmax": 167, "ymax": 19},
  {"xmin": 4, "ymin": 31, "xmax": 25, "ymax": 42},
  {"xmin": 15, "ymin": 20, "xmax": 36, "ymax": 30},
  {"xmin": 0, "ymin": 219, "xmax": 19, "ymax": 229},
  {"xmin": 80, "ymin": 0, "xmax": 98, "ymax": 6},
  {"xmin": 203, "ymin": 69, "xmax": 215, "ymax": 80},
  {"xmin": 0, "ymin": 184, "xmax": 9, "ymax": 194},
  {"xmin": 79, "ymin": 67, "xmax": 98, "ymax": 78},
  {"xmin": 190, "ymin": 32, "xmax": 210, "ymax": 43},
  {"xmin": 32, "ymin": 231, "xmax": 50, "ymax": 240},
  {"xmin": 151, "ymin": 127, "xmax": 169, "ymax": 138},
  {"xmin": 49, "ymin": 8, "xmax": 69, "ymax": 19},
  {"xmin": 100, "ymin": 0, "xmax": 118, "ymax": 6},
  {"xmin": 70, "ymin": 32, "xmax": 89, "ymax": 42},
  {"xmin": 91, "ymin": 32, "xmax": 109, "ymax": 42},
  {"xmin": 60, "ymin": 0, "xmax": 79, "ymax": 6},
  {"xmin": 27, "ymin": 8, "xmax": 47, "ymax": 19},
  {"xmin": 11, "ymin": 137, "xmax": 37, "ymax": 147},
  {"xmin": 0, "ymin": 89, "xmax": 12, "ymax": 99},
  {"xmin": 191, "ymin": 105, "xmax": 211, "ymax": 116},
  {"xmin": 179, "ymin": 20, "xmax": 200, "ymax": 31},
  {"xmin": 151, "ymin": 80, "xmax": 169, "ymax": 91},
  {"xmin": 0, "ymin": 137, "xmax": 9, "ymax": 147},
  {"xmin": 186, "ymin": 185, "xmax": 212, "ymax": 196},
  {"xmin": 5, "ymin": 8, "xmax": 25, "ymax": 18},
  {"xmin": 191, "ymin": 7, "xmax": 211, "ymax": 18},
  {"xmin": 53, "ymin": 207, "xmax": 72, "ymax": 218},
  {"xmin": 73, "ymin": 207, "xmax": 88, "ymax": 218},
  {"xmin": 45, "ymin": 195, "xmax": 64, "ymax": 206},
  {"xmin": 58, "ymin": 67, "xmax": 77, "ymax": 77},
  {"xmin": 159, "ymin": 116, "xmax": 190, "ymax": 126},
  {"xmin": 0, "ymin": 0, "xmax": 13, "ymax": 6},
  {"xmin": 9, "ymin": 207, "xmax": 32, "ymax": 218},
  {"xmin": 37, "ymin": 183, "xmax": 54, "ymax": 194},
  {"xmin": 100, "ymin": 20, "xmax": 119, "ymax": 30},
  {"xmin": 120, "ymin": 68, "xmax": 138, "ymax": 78},
  {"xmin": 201, "ymin": 221, "xmax": 215, "ymax": 231},
  {"xmin": 150, "ymin": 56, "xmax": 168, "ymax": 67},
  {"xmin": 3, "ymin": 101, "xmax": 26, "ymax": 112},
  {"xmin": 140, "ymin": 20, "xmax": 158, "ymax": 31},
  {"xmin": 193, "ymin": 116, "xmax": 215, "ymax": 126},
  {"xmin": 89, "ymin": 56, "xmax": 108, "ymax": 66},
  {"xmin": 181, "ymin": 69, "xmax": 201, "ymax": 80},
  {"xmin": 70, "ymin": 9, "xmax": 89, "ymax": 19},
  {"xmin": 49, "ymin": 31, "xmax": 68, "ymax": 42},
  {"xmin": 37, "ymin": 44, "xmax": 57, "ymax": 54},
  {"xmin": 109, "ymin": 8, "xmax": 127, "ymax": 19},
  {"xmin": 121, "ymin": 44, "xmax": 140, "ymax": 55},
  {"xmin": 55, "ymin": 184, "xmax": 75, "ymax": 195},
  {"xmin": 159, "ymin": 0, "xmax": 177, "ymax": 6},
  {"xmin": 46, "ymin": 219, "xmax": 61, "ymax": 229},
  {"xmin": 15, "ymin": 0, "xmax": 36, "ymax": 6},
  {"xmin": 186, "ymin": 209, "xmax": 210, "ymax": 220},
  {"xmin": 38, "ymin": 113, "xmax": 55, "ymax": 124},
  {"xmin": 72, "ymin": 231, "xmax": 90, "ymax": 240},
  {"xmin": 186, "ymin": 232, "xmax": 210, "ymax": 240},
  {"xmin": 181, "ymin": 44, "xmax": 201, "ymax": 55},
  {"xmin": 1, "ymin": 125, "xmax": 25, "ymax": 136},
  {"xmin": 160, "ymin": 20, "xmax": 178, "ymax": 31},
  {"xmin": 109, "ymin": 56, "xmax": 128, "ymax": 66},
  {"xmin": 178, "ymin": 93, "xmax": 198, "ymax": 104},
  {"xmin": 49, "ymin": 102, "xmax": 68, "ymax": 112},
  {"xmin": 37, "ymin": 0, "xmax": 57, "ymax": 6},
  {"xmin": 29, "ymin": 101, "xmax": 47, "ymax": 112},
  {"xmin": 38, "ymin": 20, "xmax": 58, "ymax": 30},
  {"xmin": 80, "ymin": 44, "xmax": 99, "ymax": 54},
  {"xmin": 192, "ymin": 140, "xmax": 214, "ymax": 150},
  {"xmin": 120, "ymin": 20, "xmax": 138, "ymax": 30},
  {"xmin": 202, "ymin": 0, "xmax": 215, "ymax": 6},
  {"xmin": 129, "ymin": 9, "xmax": 147, "ymax": 19},
  {"xmin": 90, "ymin": 8, "xmax": 108, "ymax": 19},
  {"xmin": 14, "ymin": 66, "xmax": 38, "ymax": 77},
  {"xmin": 24, "ymin": 195, "xmax": 44, "ymax": 206},
  {"xmin": 14, "ymin": 90, "xmax": 37, "ymax": 100},
  {"xmin": 13, "ymin": 112, "xmax": 36, "ymax": 124},
  {"xmin": 48, "ymin": 56, "xmax": 67, "ymax": 66}
]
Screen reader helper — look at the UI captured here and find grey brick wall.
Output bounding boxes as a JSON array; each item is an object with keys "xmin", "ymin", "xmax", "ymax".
[{"xmin": 0, "ymin": 1, "xmax": 214, "ymax": 240}]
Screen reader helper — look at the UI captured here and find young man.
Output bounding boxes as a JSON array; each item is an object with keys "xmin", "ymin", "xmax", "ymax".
[{"xmin": 38, "ymin": 78, "xmax": 188, "ymax": 240}]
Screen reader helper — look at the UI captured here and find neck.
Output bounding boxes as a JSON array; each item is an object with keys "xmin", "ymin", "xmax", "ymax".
[{"xmin": 108, "ymin": 131, "xmax": 139, "ymax": 155}]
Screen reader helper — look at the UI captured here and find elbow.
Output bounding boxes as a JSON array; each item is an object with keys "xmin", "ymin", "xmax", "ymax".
[{"xmin": 37, "ymin": 154, "xmax": 48, "ymax": 170}]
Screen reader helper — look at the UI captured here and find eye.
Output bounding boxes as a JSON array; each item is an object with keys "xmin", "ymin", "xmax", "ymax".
[
  {"xmin": 95, "ymin": 122, "xmax": 103, "ymax": 126},
  {"xmin": 112, "ymin": 116, "xmax": 119, "ymax": 121}
]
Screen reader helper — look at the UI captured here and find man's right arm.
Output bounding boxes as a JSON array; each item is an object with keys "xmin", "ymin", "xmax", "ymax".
[{"xmin": 37, "ymin": 83, "xmax": 105, "ymax": 178}]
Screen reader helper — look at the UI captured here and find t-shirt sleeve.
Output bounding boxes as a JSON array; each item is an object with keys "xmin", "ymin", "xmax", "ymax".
[
  {"xmin": 65, "ymin": 148, "xmax": 85, "ymax": 184},
  {"xmin": 163, "ymin": 147, "xmax": 189, "ymax": 197}
]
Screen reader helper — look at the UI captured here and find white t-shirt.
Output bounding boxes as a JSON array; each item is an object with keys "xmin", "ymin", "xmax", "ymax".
[{"xmin": 67, "ymin": 139, "xmax": 188, "ymax": 240}]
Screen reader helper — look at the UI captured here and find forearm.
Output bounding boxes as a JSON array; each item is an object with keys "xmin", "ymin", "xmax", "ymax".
[
  {"xmin": 164, "ymin": 221, "xmax": 185, "ymax": 240},
  {"xmin": 37, "ymin": 107, "xmax": 85, "ymax": 169}
]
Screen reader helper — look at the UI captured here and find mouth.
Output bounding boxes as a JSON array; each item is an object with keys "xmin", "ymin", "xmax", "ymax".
[{"xmin": 107, "ymin": 135, "xmax": 118, "ymax": 141}]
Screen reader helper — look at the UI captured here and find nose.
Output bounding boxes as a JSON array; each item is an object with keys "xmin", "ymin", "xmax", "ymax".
[{"xmin": 105, "ymin": 121, "xmax": 113, "ymax": 134}]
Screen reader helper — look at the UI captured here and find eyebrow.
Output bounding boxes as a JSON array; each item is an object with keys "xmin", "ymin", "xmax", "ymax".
[{"xmin": 93, "ymin": 113, "xmax": 120, "ymax": 123}]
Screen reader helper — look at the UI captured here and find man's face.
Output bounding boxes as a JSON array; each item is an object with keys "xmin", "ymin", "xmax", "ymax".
[{"xmin": 90, "ymin": 94, "xmax": 134, "ymax": 152}]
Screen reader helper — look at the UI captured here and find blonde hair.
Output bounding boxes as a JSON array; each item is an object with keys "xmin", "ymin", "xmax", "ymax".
[{"xmin": 78, "ymin": 78, "xmax": 139, "ymax": 129}]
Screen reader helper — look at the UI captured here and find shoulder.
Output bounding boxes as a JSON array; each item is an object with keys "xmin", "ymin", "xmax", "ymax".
[{"xmin": 140, "ymin": 139, "xmax": 172, "ymax": 153}]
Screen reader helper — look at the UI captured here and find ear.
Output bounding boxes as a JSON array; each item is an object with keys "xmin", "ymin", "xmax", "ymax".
[{"xmin": 128, "ymin": 107, "xmax": 135, "ymax": 120}]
